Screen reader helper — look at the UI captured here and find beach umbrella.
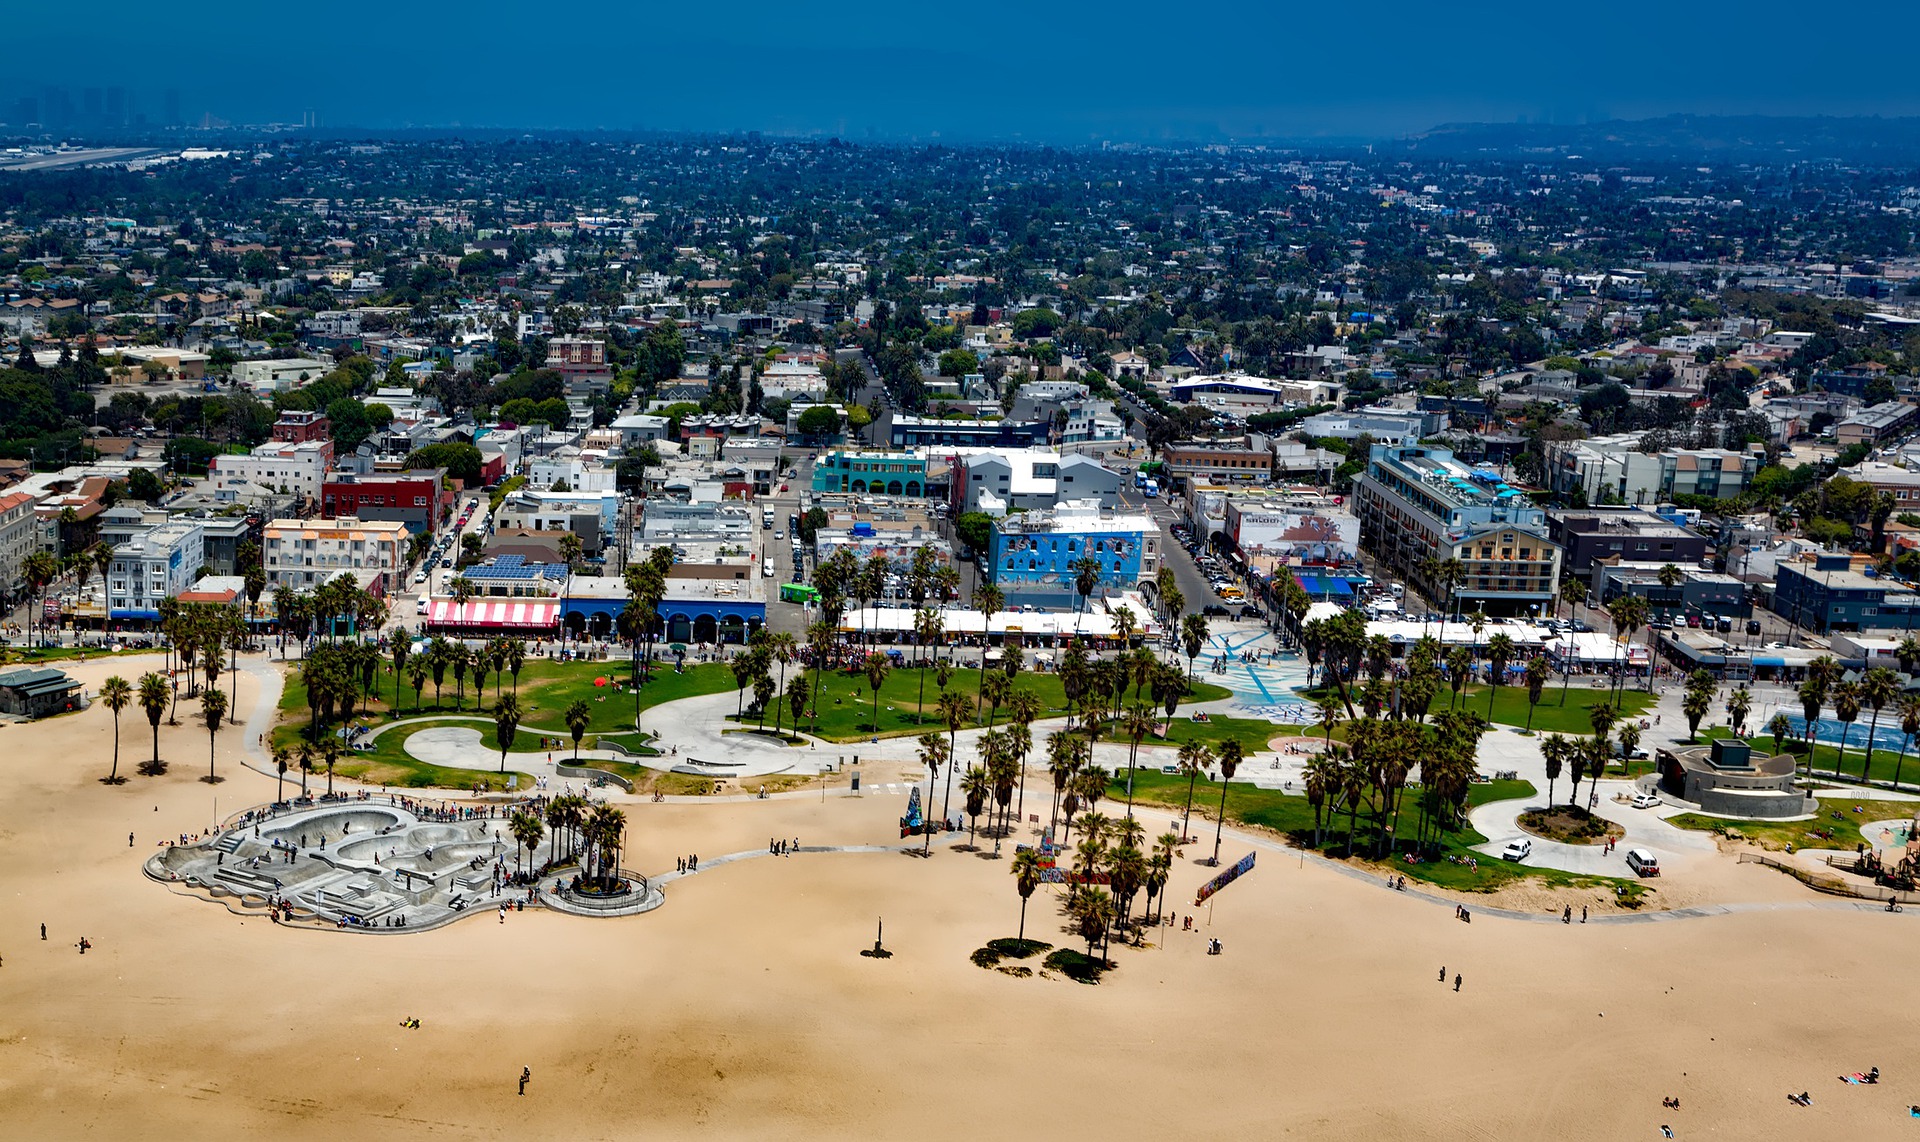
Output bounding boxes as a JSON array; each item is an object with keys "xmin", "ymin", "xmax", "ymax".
[{"xmin": 594, "ymin": 677, "xmax": 609, "ymax": 687}]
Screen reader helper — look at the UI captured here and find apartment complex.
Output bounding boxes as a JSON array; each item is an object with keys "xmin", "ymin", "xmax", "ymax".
[
  {"xmin": 1352, "ymin": 443, "xmax": 1562, "ymax": 616},
  {"xmin": 207, "ymin": 440, "xmax": 332, "ymax": 500},
  {"xmin": 262, "ymin": 518, "xmax": 409, "ymax": 594},
  {"xmin": 0, "ymin": 491, "xmax": 41, "ymax": 604},
  {"xmin": 320, "ymin": 470, "xmax": 450, "ymax": 534},
  {"xmin": 1549, "ymin": 434, "xmax": 1764, "ymax": 505},
  {"xmin": 107, "ymin": 521, "xmax": 205, "ymax": 621},
  {"xmin": 986, "ymin": 499, "xmax": 1158, "ymax": 605}
]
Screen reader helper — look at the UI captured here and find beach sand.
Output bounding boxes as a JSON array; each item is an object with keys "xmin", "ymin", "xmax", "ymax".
[{"xmin": 2, "ymin": 653, "xmax": 1917, "ymax": 1140}]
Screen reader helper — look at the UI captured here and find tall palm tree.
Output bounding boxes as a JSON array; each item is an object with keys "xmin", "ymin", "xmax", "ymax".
[
  {"xmin": 936, "ymin": 689, "xmax": 970, "ymax": 829},
  {"xmin": 509, "ymin": 810, "xmax": 545, "ymax": 876},
  {"xmin": 493, "ymin": 691, "xmax": 522, "ymax": 773},
  {"xmin": 1858, "ymin": 666, "xmax": 1900, "ymax": 782},
  {"xmin": 1304, "ymin": 750, "xmax": 1339, "ymax": 848},
  {"xmin": 1725, "ymin": 684, "xmax": 1752, "ymax": 739},
  {"xmin": 916, "ymin": 733, "xmax": 949, "ymax": 854},
  {"xmin": 1831, "ymin": 680, "xmax": 1862, "ymax": 779},
  {"xmin": 1011, "ymin": 846, "xmax": 1044, "ymax": 942},
  {"xmin": 1209, "ymin": 740, "xmax": 1243, "ymax": 866},
  {"xmin": 961, "ymin": 764, "xmax": 990, "ymax": 849},
  {"xmin": 99, "ymin": 675, "xmax": 132, "ymax": 784},
  {"xmin": 199, "ymin": 689, "xmax": 228, "ymax": 784},
  {"xmin": 1483, "ymin": 632, "xmax": 1515, "ymax": 718},
  {"xmin": 972, "ymin": 581, "xmax": 1004, "ymax": 688},
  {"xmin": 863, "ymin": 652, "xmax": 891, "ymax": 734},
  {"xmin": 1540, "ymin": 733, "xmax": 1567, "ymax": 806},
  {"xmin": 1895, "ymin": 696, "xmax": 1920, "ymax": 791},
  {"xmin": 138, "ymin": 671, "xmax": 168, "ymax": 773},
  {"xmin": 1798, "ymin": 676, "xmax": 1828, "ymax": 786},
  {"xmin": 1006, "ymin": 688, "xmax": 1042, "ymax": 824},
  {"xmin": 1046, "ymin": 730, "xmax": 1082, "ymax": 839},
  {"xmin": 1176, "ymin": 739, "xmax": 1212, "ymax": 842},
  {"xmin": 272, "ymin": 747, "xmax": 289, "ymax": 804},
  {"xmin": 565, "ymin": 699, "xmax": 592, "ymax": 761}
]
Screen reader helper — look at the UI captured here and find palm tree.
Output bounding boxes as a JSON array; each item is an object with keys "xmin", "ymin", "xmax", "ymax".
[
  {"xmin": 1540, "ymin": 733, "xmax": 1567, "ymax": 806},
  {"xmin": 916, "ymin": 733, "xmax": 949, "ymax": 854},
  {"xmin": 99, "ymin": 675, "xmax": 132, "ymax": 784},
  {"xmin": 936, "ymin": 689, "xmax": 970, "ymax": 829},
  {"xmin": 199, "ymin": 689, "xmax": 228, "ymax": 783},
  {"xmin": 509, "ymin": 810, "xmax": 545, "ymax": 876},
  {"xmin": 1895, "ymin": 696, "xmax": 1920, "ymax": 791},
  {"xmin": 1209, "ymin": 740, "xmax": 1243, "ymax": 866},
  {"xmin": 1831, "ymin": 680, "xmax": 1862, "ymax": 779},
  {"xmin": 1046, "ymin": 730, "xmax": 1082, "ymax": 839},
  {"xmin": 1681, "ymin": 685, "xmax": 1713, "ymax": 742},
  {"xmin": 1304, "ymin": 750, "xmax": 1340, "ymax": 848},
  {"xmin": 494, "ymin": 690, "xmax": 523, "ymax": 773},
  {"xmin": 1797, "ymin": 676, "xmax": 1827, "ymax": 785},
  {"xmin": 1006, "ymin": 688, "xmax": 1043, "ymax": 824},
  {"xmin": 1422, "ymin": 555, "xmax": 1466, "ymax": 645},
  {"xmin": 1483, "ymin": 632, "xmax": 1515, "ymax": 719},
  {"xmin": 1011, "ymin": 846, "xmax": 1044, "ymax": 942},
  {"xmin": 22, "ymin": 549, "xmax": 58, "ymax": 649},
  {"xmin": 1119, "ymin": 704, "xmax": 1156, "ymax": 817},
  {"xmin": 565, "ymin": 699, "xmax": 592, "ymax": 760},
  {"xmin": 767, "ymin": 632, "xmax": 797, "ymax": 734},
  {"xmin": 407, "ymin": 661, "xmax": 428, "ymax": 713},
  {"xmin": 273, "ymin": 747, "xmax": 289, "ymax": 804},
  {"xmin": 1858, "ymin": 666, "xmax": 1900, "ymax": 782},
  {"xmin": 321, "ymin": 739, "xmax": 340, "ymax": 798},
  {"xmin": 1725, "ymin": 684, "xmax": 1752, "ymax": 739},
  {"xmin": 138, "ymin": 671, "xmax": 168, "ymax": 773},
  {"xmin": 972, "ymin": 581, "xmax": 1004, "ymax": 688},
  {"xmin": 1180, "ymin": 611, "xmax": 1208, "ymax": 688},
  {"xmin": 863, "ymin": 652, "xmax": 891, "ymax": 734},
  {"xmin": 1176, "ymin": 739, "xmax": 1211, "ymax": 842},
  {"xmin": 961, "ymin": 764, "xmax": 990, "ymax": 849},
  {"xmin": 1523, "ymin": 655, "xmax": 1550, "ymax": 732}
]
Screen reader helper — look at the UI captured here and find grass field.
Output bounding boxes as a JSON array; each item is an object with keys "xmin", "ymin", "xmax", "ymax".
[
  {"xmin": 750, "ymin": 664, "xmax": 1232, "ymax": 743},
  {"xmin": 1098, "ymin": 716, "xmax": 1291, "ymax": 754},
  {"xmin": 1108, "ymin": 767, "xmax": 1638, "ymax": 895}
]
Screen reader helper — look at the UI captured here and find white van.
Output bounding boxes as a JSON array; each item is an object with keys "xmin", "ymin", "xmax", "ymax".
[{"xmin": 1625, "ymin": 848, "xmax": 1661, "ymax": 877}]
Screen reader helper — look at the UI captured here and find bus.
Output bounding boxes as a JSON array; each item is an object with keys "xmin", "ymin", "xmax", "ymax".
[{"xmin": 779, "ymin": 582, "xmax": 820, "ymax": 604}]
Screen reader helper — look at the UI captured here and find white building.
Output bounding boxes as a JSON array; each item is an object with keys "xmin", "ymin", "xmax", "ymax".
[
  {"xmin": 207, "ymin": 440, "xmax": 331, "ymax": 500},
  {"xmin": 528, "ymin": 447, "xmax": 618, "ymax": 493},
  {"xmin": 262, "ymin": 517, "xmax": 409, "ymax": 594},
  {"xmin": 0, "ymin": 491, "xmax": 42, "ymax": 603},
  {"xmin": 233, "ymin": 358, "xmax": 332, "ymax": 391},
  {"xmin": 108, "ymin": 521, "xmax": 205, "ymax": 621}
]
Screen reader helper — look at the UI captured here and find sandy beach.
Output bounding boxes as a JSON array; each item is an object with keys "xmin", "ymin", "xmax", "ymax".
[{"xmin": 2, "ymin": 652, "xmax": 1918, "ymax": 1140}]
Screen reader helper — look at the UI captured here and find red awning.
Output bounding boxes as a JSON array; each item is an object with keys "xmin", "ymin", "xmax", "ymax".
[{"xmin": 427, "ymin": 600, "xmax": 561, "ymax": 631}]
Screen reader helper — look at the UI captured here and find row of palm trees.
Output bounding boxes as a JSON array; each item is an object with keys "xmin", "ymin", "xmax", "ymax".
[
  {"xmin": 97, "ymin": 670, "xmax": 227, "ymax": 786},
  {"xmin": 1792, "ymin": 658, "xmax": 1920, "ymax": 786},
  {"xmin": 506, "ymin": 794, "xmax": 627, "ymax": 891}
]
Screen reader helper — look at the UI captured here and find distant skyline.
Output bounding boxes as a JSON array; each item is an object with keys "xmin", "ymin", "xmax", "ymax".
[{"xmin": 6, "ymin": 1, "xmax": 1920, "ymax": 141}]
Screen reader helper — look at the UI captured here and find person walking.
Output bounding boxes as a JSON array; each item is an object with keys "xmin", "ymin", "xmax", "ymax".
[
  {"xmin": 518, "ymin": 1066, "xmax": 531, "ymax": 1095},
  {"xmin": 1453, "ymin": 973, "xmax": 1461, "ymax": 992},
  {"xmin": 1439, "ymin": 965, "xmax": 1446, "ymax": 982},
  {"xmin": 40, "ymin": 923, "xmax": 46, "ymax": 941}
]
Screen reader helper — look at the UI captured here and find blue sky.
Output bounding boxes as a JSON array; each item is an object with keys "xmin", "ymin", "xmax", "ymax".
[{"xmin": 12, "ymin": 1, "xmax": 1920, "ymax": 138}]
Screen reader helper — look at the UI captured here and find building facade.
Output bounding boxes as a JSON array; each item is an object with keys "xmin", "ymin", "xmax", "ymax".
[
  {"xmin": 1352, "ymin": 443, "xmax": 1562, "ymax": 617},
  {"xmin": 811, "ymin": 450, "xmax": 931, "ymax": 497},
  {"xmin": 320, "ymin": 470, "xmax": 450, "ymax": 534},
  {"xmin": 107, "ymin": 521, "xmax": 205, "ymax": 622},
  {"xmin": 986, "ymin": 499, "xmax": 1158, "ymax": 605},
  {"xmin": 1544, "ymin": 507, "xmax": 1710, "ymax": 573},
  {"xmin": 262, "ymin": 518, "xmax": 409, "ymax": 595},
  {"xmin": 208, "ymin": 440, "xmax": 331, "ymax": 500},
  {"xmin": 0, "ymin": 491, "xmax": 42, "ymax": 605}
]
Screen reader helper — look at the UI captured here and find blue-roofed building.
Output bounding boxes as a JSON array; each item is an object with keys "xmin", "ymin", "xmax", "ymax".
[
  {"xmin": 462, "ymin": 555, "xmax": 570, "ymax": 598},
  {"xmin": 1351, "ymin": 443, "xmax": 1563, "ymax": 617}
]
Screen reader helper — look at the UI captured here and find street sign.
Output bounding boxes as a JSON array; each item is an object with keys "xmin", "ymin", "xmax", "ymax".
[{"xmin": 1195, "ymin": 851, "xmax": 1255, "ymax": 905}]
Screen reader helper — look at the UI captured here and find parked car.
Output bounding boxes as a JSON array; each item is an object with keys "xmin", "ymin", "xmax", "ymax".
[
  {"xmin": 1625, "ymin": 848, "xmax": 1661, "ymax": 876},
  {"xmin": 1201, "ymin": 604, "xmax": 1232, "ymax": 617},
  {"xmin": 1630, "ymin": 793, "xmax": 1661, "ymax": 810},
  {"xmin": 1500, "ymin": 838, "xmax": 1532, "ymax": 863},
  {"xmin": 1238, "ymin": 605, "xmax": 1264, "ymax": 620}
]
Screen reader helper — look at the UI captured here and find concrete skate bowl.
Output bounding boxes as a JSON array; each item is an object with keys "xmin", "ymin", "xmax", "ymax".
[{"xmin": 262, "ymin": 806, "xmax": 407, "ymax": 847}]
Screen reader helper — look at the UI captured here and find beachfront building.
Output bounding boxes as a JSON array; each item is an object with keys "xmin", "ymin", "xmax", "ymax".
[
  {"xmin": 1352, "ymin": 443, "xmax": 1562, "ymax": 617},
  {"xmin": 986, "ymin": 499, "xmax": 1158, "ymax": 608},
  {"xmin": 261, "ymin": 518, "xmax": 409, "ymax": 595},
  {"xmin": 107, "ymin": 521, "xmax": 205, "ymax": 622}
]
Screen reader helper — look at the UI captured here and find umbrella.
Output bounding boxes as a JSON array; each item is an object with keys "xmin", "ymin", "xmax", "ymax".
[{"xmin": 594, "ymin": 677, "xmax": 609, "ymax": 687}]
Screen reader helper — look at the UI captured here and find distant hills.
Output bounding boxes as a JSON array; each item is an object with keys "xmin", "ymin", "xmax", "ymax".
[{"xmin": 1391, "ymin": 115, "xmax": 1920, "ymax": 162}]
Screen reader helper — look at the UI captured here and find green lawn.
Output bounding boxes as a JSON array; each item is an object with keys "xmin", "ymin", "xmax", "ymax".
[
  {"xmin": 1666, "ymin": 811, "xmax": 1869, "ymax": 853},
  {"xmin": 278, "ymin": 655, "xmax": 735, "ymax": 740},
  {"xmin": 752, "ymin": 664, "xmax": 1232, "ymax": 743},
  {"xmin": 1305, "ymin": 680, "xmax": 1652, "ymax": 736},
  {"xmin": 1108, "ymin": 767, "xmax": 1638, "ymax": 895},
  {"xmin": 1099, "ymin": 716, "xmax": 1293, "ymax": 754}
]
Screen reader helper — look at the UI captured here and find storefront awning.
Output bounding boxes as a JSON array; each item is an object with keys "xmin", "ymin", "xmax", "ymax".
[
  {"xmin": 427, "ymin": 600, "xmax": 561, "ymax": 631},
  {"xmin": 1752, "ymin": 656, "xmax": 1786, "ymax": 668}
]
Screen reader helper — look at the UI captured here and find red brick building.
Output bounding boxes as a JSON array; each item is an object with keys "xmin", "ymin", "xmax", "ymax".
[
  {"xmin": 320, "ymin": 470, "xmax": 452, "ymax": 535},
  {"xmin": 272, "ymin": 409, "xmax": 332, "ymax": 446}
]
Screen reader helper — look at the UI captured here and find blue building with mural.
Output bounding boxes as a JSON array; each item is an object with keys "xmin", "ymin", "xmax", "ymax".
[{"xmin": 986, "ymin": 500, "xmax": 1159, "ymax": 608}]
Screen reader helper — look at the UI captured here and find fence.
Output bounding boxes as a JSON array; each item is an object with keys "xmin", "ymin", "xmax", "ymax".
[{"xmin": 1738, "ymin": 851, "xmax": 1920, "ymax": 905}]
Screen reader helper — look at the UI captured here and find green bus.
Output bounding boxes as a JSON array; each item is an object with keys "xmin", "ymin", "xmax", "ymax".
[{"xmin": 780, "ymin": 582, "xmax": 820, "ymax": 604}]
